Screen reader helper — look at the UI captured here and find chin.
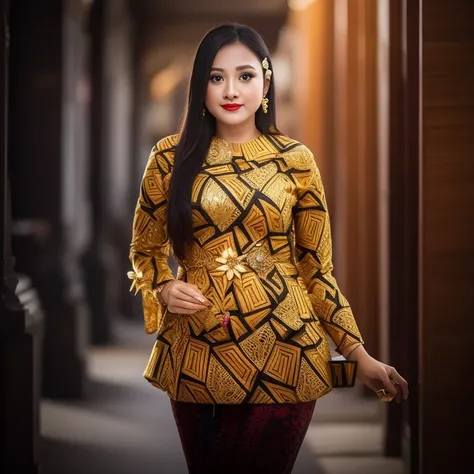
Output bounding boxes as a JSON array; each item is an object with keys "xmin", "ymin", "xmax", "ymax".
[{"xmin": 213, "ymin": 111, "xmax": 254, "ymax": 127}]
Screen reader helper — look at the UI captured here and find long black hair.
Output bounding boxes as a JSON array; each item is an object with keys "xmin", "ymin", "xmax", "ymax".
[{"xmin": 167, "ymin": 23, "xmax": 280, "ymax": 262}]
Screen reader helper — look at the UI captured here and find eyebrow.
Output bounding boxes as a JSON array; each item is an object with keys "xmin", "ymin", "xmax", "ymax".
[{"xmin": 210, "ymin": 65, "xmax": 256, "ymax": 72}]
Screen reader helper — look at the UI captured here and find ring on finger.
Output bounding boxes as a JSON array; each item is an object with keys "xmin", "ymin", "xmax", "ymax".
[{"xmin": 376, "ymin": 388, "xmax": 395, "ymax": 402}]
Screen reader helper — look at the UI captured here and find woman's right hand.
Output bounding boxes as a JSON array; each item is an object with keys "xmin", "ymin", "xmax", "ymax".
[{"xmin": 161, "ymin": 281, "xmax": 210, "ymax": 314}]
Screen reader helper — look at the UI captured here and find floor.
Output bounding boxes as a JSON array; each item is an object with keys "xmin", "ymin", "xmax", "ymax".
[{"xmin": 39, "ymin": 318, "xmax": 404, "ymax": 474}]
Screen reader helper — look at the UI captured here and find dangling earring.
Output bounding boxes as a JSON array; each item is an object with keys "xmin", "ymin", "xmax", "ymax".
[
  {"xmin": 202, "ymin": 108, "xmax": 206, "ymax": 116},
  {"xmin": 261, "ymin": 57, "xmax": 272, "ymax": 114}
]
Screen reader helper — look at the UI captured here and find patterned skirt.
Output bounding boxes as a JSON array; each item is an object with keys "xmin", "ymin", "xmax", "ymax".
[{"xmin": 170, "ymin": 399, "xmax": 316, "ymax": 474}]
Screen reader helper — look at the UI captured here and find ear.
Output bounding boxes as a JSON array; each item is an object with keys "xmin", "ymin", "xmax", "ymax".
[{"xmin": 263, "ymin": 75, "xmax": 271, "ymax": 97}]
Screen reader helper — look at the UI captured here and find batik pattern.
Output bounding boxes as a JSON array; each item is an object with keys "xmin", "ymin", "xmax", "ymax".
[{"xmin": 130, "ymin": 133, "xmax": 363, "ymax": 403}]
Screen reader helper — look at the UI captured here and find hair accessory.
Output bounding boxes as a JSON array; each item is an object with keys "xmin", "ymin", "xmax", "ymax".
[{"xmin": 262, "ymin": 57, "xmax": 272, "ymax": 79}]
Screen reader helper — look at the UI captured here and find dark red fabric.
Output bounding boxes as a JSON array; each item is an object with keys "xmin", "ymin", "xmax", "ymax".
[{"xmin": 170, "ymin": 399, "xmax": 316, "ymax": 474}]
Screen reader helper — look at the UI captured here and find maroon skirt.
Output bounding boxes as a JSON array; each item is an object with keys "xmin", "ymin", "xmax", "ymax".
[{"xmin": 170, "ymin": 399, "xmax": 316, "ymax": 474}]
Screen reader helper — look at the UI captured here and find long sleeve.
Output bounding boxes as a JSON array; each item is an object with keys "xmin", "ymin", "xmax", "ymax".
[
  {"xmin": 292, "ymin": 146, "xmax": 364, "ymax": 354},
  {"xmin": 129, "ymin": 137, "xmax": 177, "ymax": 334}
]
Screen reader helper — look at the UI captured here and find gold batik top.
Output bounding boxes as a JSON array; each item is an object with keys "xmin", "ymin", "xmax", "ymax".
[{"xmin": 129, "ymin": 133, "xmax": 364, "ymax": 404}]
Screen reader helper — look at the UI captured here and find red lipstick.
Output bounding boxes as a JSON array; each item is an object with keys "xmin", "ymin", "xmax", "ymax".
[{"xmin": 221, "ymin": 104, "xmax": 242, "ymax": 112}]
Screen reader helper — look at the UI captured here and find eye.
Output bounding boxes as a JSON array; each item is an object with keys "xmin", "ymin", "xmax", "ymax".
[
  {"xmin": 240, "ymin": 72, "xmax": 255, "ymax": 82},
  {"xmin": 210, "ymin": 74, "xmax": 224, "ymax": 83}
]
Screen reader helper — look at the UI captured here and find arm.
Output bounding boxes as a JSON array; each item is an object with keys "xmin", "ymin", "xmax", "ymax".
[
  {"xmin": 292, "ymin": 145, "xmax": 364, "ymax": 356},
  {"xmin": 292, "ymin": 146, "xmax": 409, "ymax": 402},
  {"xmin": 129, "ymin": 138, "xmax": 176, "ymax": 334}
]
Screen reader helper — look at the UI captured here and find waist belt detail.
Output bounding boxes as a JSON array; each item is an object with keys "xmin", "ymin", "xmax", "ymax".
[{"xmin": 182, "ymin": 243, "xmax": 293, "ymax": 279}]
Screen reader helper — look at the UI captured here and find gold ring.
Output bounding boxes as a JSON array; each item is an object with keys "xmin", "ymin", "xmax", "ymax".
[{"xmin": 376, "ymin": 388, "xmax": 395, "ymax": 402}]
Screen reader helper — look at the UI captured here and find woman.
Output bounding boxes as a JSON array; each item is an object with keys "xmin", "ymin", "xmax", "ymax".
[{"xmin": 128, "ymin": 23, "xmax": 409, "ymax": 474}]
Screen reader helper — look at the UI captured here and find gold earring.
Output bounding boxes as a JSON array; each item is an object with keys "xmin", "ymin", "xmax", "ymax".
[
  {"xmin": 261, "ymin": 97, "xmax": 269, "ymax": 114},
  {"xmin": 202, "ymin": 108, "xmax": 206, "ymax": 116}
]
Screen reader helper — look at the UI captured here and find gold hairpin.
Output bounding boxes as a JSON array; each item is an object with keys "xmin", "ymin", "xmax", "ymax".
[{"xmin": 262, "ymin": 57, "xmax": 272, "ymax": 79}]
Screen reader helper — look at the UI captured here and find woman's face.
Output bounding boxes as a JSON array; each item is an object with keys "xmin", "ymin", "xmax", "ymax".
[{"xmin": 205, "ymin": 42, "xmax": 270, "ymax": 128}]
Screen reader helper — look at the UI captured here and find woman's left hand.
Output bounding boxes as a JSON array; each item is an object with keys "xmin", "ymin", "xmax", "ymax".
[{"xmin": 348, "ymin": 347, "xmax": 409, "ymax": 403}]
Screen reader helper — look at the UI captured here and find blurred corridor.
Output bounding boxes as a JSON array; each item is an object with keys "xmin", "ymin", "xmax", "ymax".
[{"xmin": 1, "ymin": 0, "xmax": 473, "ymax": 473}]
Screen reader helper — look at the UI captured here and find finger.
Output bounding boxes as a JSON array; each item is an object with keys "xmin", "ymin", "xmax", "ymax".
[
  {"xmin": 386, "ymin": 369, "xmax": 402, "ymax": 402},
  {"xmin": 179, "ymin": 283, "xmax": 206, "ymax": 299},
  {"xmin": 390, "ymin": 372, "xmax": 409, "ymax": 400},
  {"xmin": 167, "ymin": 282, "xmax": 206, "ymax": 301},
  {"xmin": 177, "ymin": 285, "xmax": 209, "ymax": 304},
  {"xmin": 172, "ymin": 289, "xmax": 208, "ymax": 306},
  {"xmin": 390, "ymin": 382, "xmax": 403, "ymax": 403},
  {"xmin": 381, "ymin": 370, "xmax": 398, "ymax": 397},
  {"xmin": 169, "ymin": 299, "xmax": 208, "ymax": 311},
  {"xmin": 168, "ymin": 307, "xmax": 199, "ymax": 315},
  {"xmin": 394, "ymin": 381, "xmax": 403, "ymax": 403}
]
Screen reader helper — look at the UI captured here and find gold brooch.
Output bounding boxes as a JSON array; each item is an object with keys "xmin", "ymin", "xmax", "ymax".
[
  {"xmin": 246, "ymin": 244, "xmax": 273, "ymax": 274},
  {"xmin": 215, "ymin": 247, "xmax": 247, "ymax": 280}
]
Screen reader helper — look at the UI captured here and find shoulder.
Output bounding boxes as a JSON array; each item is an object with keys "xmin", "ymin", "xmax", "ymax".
[
  {"xmin": 271, "ymin": 135, "xmax": 316, "ymax": 170},
  {"xmin": 146, "ymin": 134, "xmax": 180, "ymax": 175},
  {"xmin": 153, "ymin": 133, "xmax": 180, "ymax": 155}
]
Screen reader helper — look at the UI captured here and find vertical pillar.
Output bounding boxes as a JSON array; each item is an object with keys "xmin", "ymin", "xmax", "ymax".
[
  {"xmin": 386, "ymin": 0, "xmax": 419, "ymax": 461},
  {"xmin": 8, "ymin": 0, "xmax": 89, "ymax": 398},
  {"xmin": 401, "ymin": 0, "xmax": 420, "ymax": 468},
  {"xmin": 1, "ymin": 1, "xmax": 42, "ymax": 471},
  {"xmin": 86, "ymin": 0, "xmax": 139, "ymax": 332},
  {"xmin": 82, "ymin": 0, "xmax": 112, "ymax": 344}
]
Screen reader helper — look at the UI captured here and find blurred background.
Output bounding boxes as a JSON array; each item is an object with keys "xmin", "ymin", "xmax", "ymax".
[{"xmin": 1, "ymin": 0, "xmax": 472, "ymax": 473}]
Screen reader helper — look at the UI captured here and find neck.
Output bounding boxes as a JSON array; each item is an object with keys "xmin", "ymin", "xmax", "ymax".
[{"xmin": 215, "ymin": 119, "xmax": 261, "ymax": 144}]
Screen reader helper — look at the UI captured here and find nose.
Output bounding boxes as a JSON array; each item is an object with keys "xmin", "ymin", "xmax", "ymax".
[{"xmin": 223, "ymin": 78, "xmax": 239, "ymax": 100}]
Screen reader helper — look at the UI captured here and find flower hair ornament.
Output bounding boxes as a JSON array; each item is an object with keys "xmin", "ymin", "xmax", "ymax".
[
  {"xmin": 261, "ymin": 57, "xmax": 272, "ymax": 113},
  {"xmin": 262, "ymin": 57, "xmax": 272, "ymax": 79}
]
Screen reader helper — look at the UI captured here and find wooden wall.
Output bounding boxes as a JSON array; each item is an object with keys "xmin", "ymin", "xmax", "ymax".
[{"xmin": 418, "ymin": 0, "xmax": 474, "ymax": 471}]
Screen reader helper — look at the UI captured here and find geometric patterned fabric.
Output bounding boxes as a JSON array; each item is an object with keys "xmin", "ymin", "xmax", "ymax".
[{"xmin": 129, "ymin": 133, "xmax": 364, "ymax": 404}]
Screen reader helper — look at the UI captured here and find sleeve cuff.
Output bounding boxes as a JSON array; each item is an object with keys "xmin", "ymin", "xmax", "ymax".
[
  {"xmin": 141, "ymin": 286, "xmax": 174, "ymax": 335},
  {"xmin": 335, "ymin": 333, "xmax": 365, "ymax": 356}
]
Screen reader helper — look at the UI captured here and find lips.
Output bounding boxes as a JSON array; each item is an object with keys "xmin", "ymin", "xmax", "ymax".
[{"xmin": 221, "ymin": 104, "xmax": 243, "ymax": 112}]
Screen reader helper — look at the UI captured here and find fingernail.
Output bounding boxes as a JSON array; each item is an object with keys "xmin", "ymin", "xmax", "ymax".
[{"xmin": 196, "ymin": 296, "xmax": 206, "ymax": 303}]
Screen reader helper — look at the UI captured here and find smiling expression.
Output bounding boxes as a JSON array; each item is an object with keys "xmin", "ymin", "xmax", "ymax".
[{"xmin": 205, "ymin": 42, "xmax": 270, "ymax": 128}]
